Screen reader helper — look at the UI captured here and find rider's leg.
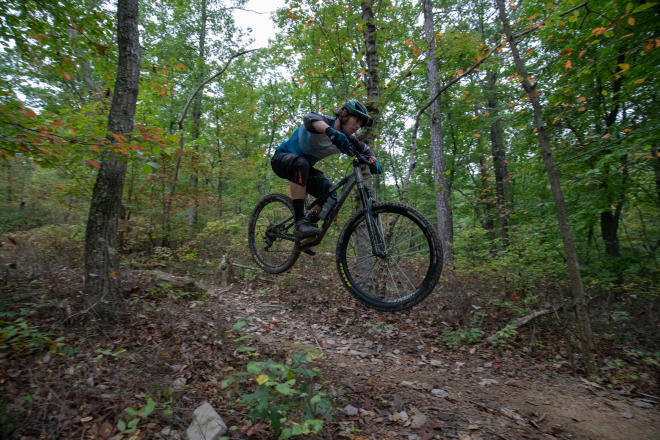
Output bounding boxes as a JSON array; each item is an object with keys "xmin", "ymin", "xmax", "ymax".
[
  {"xmin": 288, "ymin": 161, "xmax": 321, "ymax": 238},
  {"xmin": 307, "ymin": 172, "xmax": 335, "ymax": 220},
  {"xmin": 271, "ymin": 151, "xmax": 321, "ymax": 239}
]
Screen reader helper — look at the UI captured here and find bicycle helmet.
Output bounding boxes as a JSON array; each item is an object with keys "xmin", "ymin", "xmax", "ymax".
[{"xmin": 341, "ymin": 99, "xmax": 373, "ymax": 127}]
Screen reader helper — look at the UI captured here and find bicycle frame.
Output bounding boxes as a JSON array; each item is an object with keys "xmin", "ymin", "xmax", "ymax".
[{"xmin": 268, "ymin": 158, "xmax": 387, "ymax": 255}]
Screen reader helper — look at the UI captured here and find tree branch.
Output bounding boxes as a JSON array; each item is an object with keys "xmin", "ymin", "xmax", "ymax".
[{"xmin": 177, "ymin": 49, "xmax": 257, "ymax": 129}]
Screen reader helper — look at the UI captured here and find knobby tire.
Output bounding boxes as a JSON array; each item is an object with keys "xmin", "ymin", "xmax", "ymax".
[
  {"xmin": 336, "ymin": 202, "xmax": 442, "ymax": 311},
  {"xmin": 248, "ymin": 193, "xmax": 300, "ymax": 274}
]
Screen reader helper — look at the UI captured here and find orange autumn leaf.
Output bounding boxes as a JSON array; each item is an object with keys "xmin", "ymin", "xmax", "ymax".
[
  {"xmin": 564, "ymin": 60, "xmax": 572, "ymax": 68},
  {"xmin": 577, "ymin": 96, "xmax": 586, "ymax": 102},
  {"xmin": 524, "ymin": 48, "xmax": 534, "ymax": 56},
  {"xmin": 61, "ymin": 71, "xmax": 71, "ymax": 80},
  {"xmin": 623, "ymin": 128, "xmax": 632, "ymax": 132},
  {"xmin": 578, "ymin": 107, "xmax": 586, "ymax": 112},
  {"xmin": 84, "ymin": 159, "xmax": 100, "ymax": 168},
  {"xmin": 474, "ymin": 133, "xmax": 481, "ymax": 138},
  {"xmin": 618, "ymin": 63, "xmax": 630, "ymax": 72},
  {"xmin": 472, "ymin": 115, "xmax": 479, "ymax": 120},
  {"xmin": 634, "ymin": 78, "xmax": 645, "ymax": 84},
  {"xmin": 602, "ymin": 133, "xmax": 612, "ymax": 139},
  {"xmin": 628, "ymin": 17, "xmax": 635, "ymax": 25}
]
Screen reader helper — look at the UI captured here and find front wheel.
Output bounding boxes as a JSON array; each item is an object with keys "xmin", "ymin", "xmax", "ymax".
[
  {"xmin": 336, "ymin": 202, "xmax": 442, "ymax": 311},
  {"xmin": 248, "ymin": 193, "xmax": 300, "ymax": 274}
]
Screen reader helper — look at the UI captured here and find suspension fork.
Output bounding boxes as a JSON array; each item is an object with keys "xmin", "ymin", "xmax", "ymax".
[{"xmin": 354, "ymin": 162, "xmax": 386, "ymax": 256}]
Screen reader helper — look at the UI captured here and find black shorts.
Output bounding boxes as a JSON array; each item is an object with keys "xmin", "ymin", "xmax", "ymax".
[{"xmin": 271, "ymin": 150, "xmax": 330, "ymax": 198}]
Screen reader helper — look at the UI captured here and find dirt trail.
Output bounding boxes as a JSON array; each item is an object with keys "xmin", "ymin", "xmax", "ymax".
[{"xmin": 209, "ymin": 258, "xmax": 660, "ymax": 440}]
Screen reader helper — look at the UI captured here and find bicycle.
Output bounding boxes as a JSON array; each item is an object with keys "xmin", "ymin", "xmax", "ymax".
[{"xmin": 247, "ymin": 153, "xmax": 443, "ymax": 311}]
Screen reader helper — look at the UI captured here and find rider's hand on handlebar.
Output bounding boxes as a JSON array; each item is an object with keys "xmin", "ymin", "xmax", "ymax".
[
  {"xmin": 368, "ymin": 156, "xmax": 383, "ymax": 174},
  {"xmin": 325, "ymin": 127, "xmax": 353, "ymax": 155}
]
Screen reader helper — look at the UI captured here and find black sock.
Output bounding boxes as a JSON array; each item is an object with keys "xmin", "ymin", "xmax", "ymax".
[{"xmin": 292, "ymin": 198, "xmax": 305, "ymax": 221}]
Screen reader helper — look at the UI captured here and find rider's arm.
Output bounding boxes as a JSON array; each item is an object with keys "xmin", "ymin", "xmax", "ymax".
[
  {"xmin": 349, "ymin": 136, "xmax": 374, "ymax": 158},
  {"xmin": 303, "ymin": 112, "xmax": 332, "ymax": 133}
]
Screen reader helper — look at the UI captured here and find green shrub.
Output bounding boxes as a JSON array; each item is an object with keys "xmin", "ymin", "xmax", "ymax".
[
  {"xmin": 0, "ymin": 313, "xmax": 63, "ymax": 353},
  {"xmin": 194, "ymin": 215, "xmax": 249, "ymax": 260},
  {"xmin": 222, "ymin": 351, "xmax": 332, "ymax": 438}
]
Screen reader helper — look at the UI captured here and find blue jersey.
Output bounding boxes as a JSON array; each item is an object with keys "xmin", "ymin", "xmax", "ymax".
[{"xmin": 276, "ymin": 112, "xmax": 372, "ymax": 166}]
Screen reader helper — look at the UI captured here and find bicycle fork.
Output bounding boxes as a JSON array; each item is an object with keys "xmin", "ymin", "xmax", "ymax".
[{"xmin": 355, "ymin": 166, "xmax": 387, "ymax": 257}]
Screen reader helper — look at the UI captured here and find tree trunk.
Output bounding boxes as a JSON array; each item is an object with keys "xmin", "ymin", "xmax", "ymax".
[
  {"xmin": 597, "ymin": 56, "xmax": 626, "ymax": 258},
  {"xmin": 487, "ymin": 71, "xmax": 512, "ymax": 246},
  {"xmin": 479, "ymin": 154, "xmax": 497, "ymax": 256},
  {"xmin": 188, "ymin": 0, "xmax": 208, "ymax": 234},
  {"xmin": 653, "ymin": 144, "xmax": 660, "ymax": 206},
  {"xmin": 495, "ymin": 0, "xmax": 594, "ymax": 372},
  {"xmin": 600, "ymin": 210, "xmax": 621, "ymax": 257},
  {"xmin": 84, "ymin": 0, "xmax": 140, "ymax": 315},
  {"xmin": 423, "ymin": 0, "xmax": 453, "ymax": 266},
  {"xmin": 355, "ymin": 0, "xmax": 382, "ymax": 280},
  {"xmin": 214, "ymin": 104, "xmax": 223, "ymax": 218}
]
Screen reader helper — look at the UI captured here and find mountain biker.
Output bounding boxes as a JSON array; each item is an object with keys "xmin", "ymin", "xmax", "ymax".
[{"xmin": 271, "ymin": 99, "xmax": 382, "ymax": 251}]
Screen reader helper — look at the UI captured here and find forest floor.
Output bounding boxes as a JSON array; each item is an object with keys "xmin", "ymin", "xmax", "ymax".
[{"xmin": 1, "ymin": 251, "xmax": 658, "ymax": 440}]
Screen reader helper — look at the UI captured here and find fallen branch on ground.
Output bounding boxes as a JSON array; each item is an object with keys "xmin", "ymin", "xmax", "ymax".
[{"xmin": 483, "ymin": 306, "xmax": 562, "ymax": 345}]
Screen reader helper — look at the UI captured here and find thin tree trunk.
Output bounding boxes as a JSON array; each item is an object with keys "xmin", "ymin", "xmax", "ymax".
[
  {"xmin": 487, "ymin": 71, "xmax": 512, "ymax": 246},
  {"xmin": 423, "ymin": 0, "xmax": 453, "ymax": 266},
  {"xmin": 653, "ymin": 144, "xmax": 660, "ymax": 206},
  {"xmin": 164, "ymin": 49, "xmax": 254, "ymax": 240},
  {"xmin": 188, "ymin": 0, "xmax": 208, "ymax": 234},
  {"xmin": 598, "ymin": 56, "xmax": 626, "ymax": 258},
  {"xmin": 495, "ymin": 0, "xmax": 594, "ymax": 372},
  {"xmin": 83, "ymin": 0, "xmax": 140, "ymax": 315},
  {"xmin": 356, "ymin": 0, "xmax": 382, "ymax": 280},
  {"xmin": 479, "ymin": 154, "xmax": 497, "ymax": 256},
  {"xmin": 214, "ymin": 104, "xmax": 223, "ymax": 217}
]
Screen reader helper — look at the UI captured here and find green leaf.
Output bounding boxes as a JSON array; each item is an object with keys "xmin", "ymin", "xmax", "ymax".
[
  {"xmin": 140, "ymin": 397, "xmax": 156, "ymax": 417},
  {"xmin": 220, "ymin": 376, "xmax": 235, "ymax": 388},
  {"xmin": 231, "ymin": 319, "xmax": 250, "ymax": 330},
  {"xmin": 246, "ymin": 361, "xmax": 264, "ymax": 374},
  {"xmin": 127, "ymin": 418, "xmax": 139, "ymax": 430},
  {"xmin": 275, "ymin": 380, "xmax": 298, "ymax": 395},
  {"xmin": 236, "ymin": 345, "xmax": 257, "ymax": 352},
  {"xmin": 632, "ymin": 3, "xmax": 656, "ymax": 13}
]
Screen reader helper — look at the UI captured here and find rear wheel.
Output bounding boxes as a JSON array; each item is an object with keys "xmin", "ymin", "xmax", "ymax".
[
  {"xmin": 336, "ymin": 202, "xmax": 442, "ymax": 311},
  {"xmin": 248, "ymin": 193, "xmax": 300, "ymax": 274}
]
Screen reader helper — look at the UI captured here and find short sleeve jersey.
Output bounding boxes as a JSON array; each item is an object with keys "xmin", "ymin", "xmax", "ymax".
[{"xmin": 276, "ymin": 112, "xmax": 372, "ymax": 166}]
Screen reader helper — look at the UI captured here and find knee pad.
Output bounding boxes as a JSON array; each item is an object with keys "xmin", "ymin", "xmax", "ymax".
[{"xmin": 292, "ymin": 156, "xmax": 311, "ymax": 186}]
